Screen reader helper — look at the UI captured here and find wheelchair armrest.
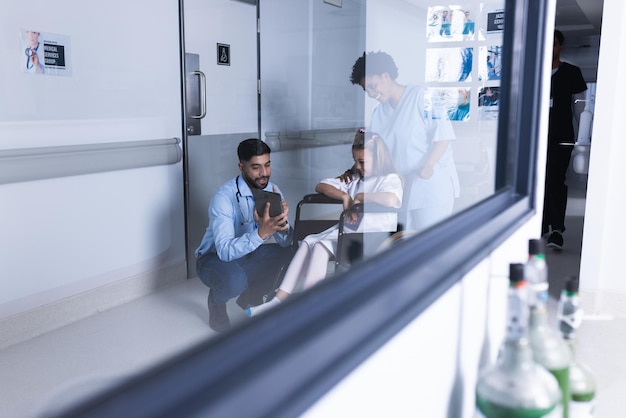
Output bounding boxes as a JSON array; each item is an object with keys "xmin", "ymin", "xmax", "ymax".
[
  {"xmin": 340, "ymin": 202, "xmax": 398, "ymax": 216},
  {"xmin": 300, "ymin": 193, "xmax": 343, "ymax": 205},
  {"xmin": 338, "ymin": 203, "xmax": 399, "ymax": 232},
  {"xmin": 335, "ymin": 203, "xmax": 400, "ymax": 271},
  {"xmin": 293, "ymin": 194, "xmax": 345, "ymax": 246}
]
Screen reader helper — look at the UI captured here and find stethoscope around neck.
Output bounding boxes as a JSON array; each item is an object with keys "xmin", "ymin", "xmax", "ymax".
[
  {"xmin": 235, "ymin": 175, "xmax": 255, "ymax": 225},
  {"xmin": 25, "ymin": 43, "xmax": 40, "ymax": 69}
]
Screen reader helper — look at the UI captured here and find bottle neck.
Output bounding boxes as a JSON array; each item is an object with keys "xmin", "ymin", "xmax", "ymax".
[
  {"xmin": 565, "ymin": 337, "xmax": 578, "ymax": 357},
  {"xmin": 527, "ymin": 254, "xmax": 546, "ymax": 271},
  {"xmin": 499, "ymin": 338, "xmax": 535, "ymax": 369},
  {"xmin": 505, "ymin": 281, "xmax": 529, "ymax": 343},
  {"xmin": 526, "ymin": 255, "xmax": 548, "ymax": 308},
  {"xmin": 529, "ymin": 304, "xmax": 549, "ymax": 328},
  {"xmin": 501, "ymin": 273, "xmax": 534, "ymax": 368},
  {"xmin": 558, "ymin": 290, "xmax": 582, "ymax": 338}
]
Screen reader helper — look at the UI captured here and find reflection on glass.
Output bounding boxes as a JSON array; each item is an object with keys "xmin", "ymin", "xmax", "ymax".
[
  {"xmin": 426, "ymin": 87, "xmax": 472, "ymax": 121},
  {"xmin": 425, "ymin": 47, "xmax": 473, "ymax": 82},
  {"xmin": 247, "ymin": 130, "xmax": 402, "ymax": 317},
  {"xmin": 261, "ymin": 0, "xmax": 504, "ymax": 276},
  {"xmin": 350, "ymin": 51, "xmax": 460, "ymax": 232},
  {"xmin": 427, "ymin": 6, "xmax": 477, "ymax": 42},
  {"xmin": 478, "ymin": 45, "xmax": 503, "ymax": 81},
  {"xmin": 478, "ymin": 86, "xmax": 500, "ymax": 121},
  {"xmin": 0, "ymin": 1, "xmax": 512, "ymax": 416}
]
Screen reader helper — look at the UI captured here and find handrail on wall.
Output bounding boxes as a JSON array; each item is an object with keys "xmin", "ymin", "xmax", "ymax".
[{"xmin": 0, "ymin": 138, "xmax": 182, "ymax": 184}]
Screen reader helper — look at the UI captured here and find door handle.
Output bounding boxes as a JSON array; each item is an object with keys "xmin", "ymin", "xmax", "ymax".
[{"xmin": 190, "ymin": 70, "xmax": 206, "ymax": 119}]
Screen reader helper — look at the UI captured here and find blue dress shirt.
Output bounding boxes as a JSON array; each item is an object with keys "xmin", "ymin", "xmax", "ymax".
[{"xmin": 195, "ymin": 175, "xmax": 293, "ymax": 261}]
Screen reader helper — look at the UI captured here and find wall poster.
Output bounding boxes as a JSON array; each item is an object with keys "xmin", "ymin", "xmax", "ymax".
[
  {"xmin": 426, "ymin": 87, "xmax": 471, "ymax": 121},
  {"xmin": 424, "ymin": 4, "xmax": 504, "ymax": 122},
  {"xmin": 20, "ymin": 29, "xmax": 72, "ymax": 76}
]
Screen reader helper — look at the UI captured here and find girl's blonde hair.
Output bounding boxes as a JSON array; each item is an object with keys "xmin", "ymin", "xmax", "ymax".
[{"xmin": 352, "ymin": 129, "xmax": 398, "ymax": 177}]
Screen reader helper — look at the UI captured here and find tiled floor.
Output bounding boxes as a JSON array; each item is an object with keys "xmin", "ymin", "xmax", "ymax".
[
  {"xmin": 576, "ymin": 314, "xmax": 626, "ymax": 418},
  {"xmin": 543, "ymin": 180, "xmax": 623, "ymax": 418},
  {"xmin": 0, "ymin": 192, "xmax": 622, "ymax": 417},
  {"xmin": 545, "ymin": 213, "xmax": 623, "ymax": 418},
  {"xmin": 0, "ymin": 278, "xmax": 248, "ymax": 418}
]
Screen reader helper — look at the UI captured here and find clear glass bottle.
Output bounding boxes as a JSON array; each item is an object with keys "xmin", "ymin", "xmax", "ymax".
[
  {"xmin": 526, "ymin": 239, "xmax": 572, "ymax": 418},
  {"xmin": 476, "ymin": 263, "xmax": 561, "ymax": 417},
  {"xmin": 558, "ymin": 276, "xmax": 596, "ymax": 417}
]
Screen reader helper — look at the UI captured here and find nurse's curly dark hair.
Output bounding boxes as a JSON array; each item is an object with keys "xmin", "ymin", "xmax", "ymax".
[{"xmin": 349, "ymin": 51, "xmax": 399, "ymax": 85}]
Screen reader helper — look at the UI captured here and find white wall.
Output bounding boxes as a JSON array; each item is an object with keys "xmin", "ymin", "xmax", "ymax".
[
  {"xmin": 304, "ymin": 220, "xmax": 547, "ymax": 417},
  {"xmin": 259, "ymin": 0, "xmax": 365, "ymax": 134},
  {"xmin": 579, "ymin": 0, "xmax": 626, "ymax": 317},
  {"xmin": 0, "ymin": 0, "xmax": 185, "ymax": 334},
  {"xmin": 303, "ymin": 260, "xmax": 497, "ymax": 417},
  {"xmin": 0, "ymin": 0, "xmax": 182, "ymax": 149},
  {"xmin": 362, "ymin": 0, "xmax": 425, "ymax": 123}
]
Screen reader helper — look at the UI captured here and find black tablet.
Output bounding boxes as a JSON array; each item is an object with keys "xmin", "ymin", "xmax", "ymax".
[{"xmin": 251, "ymin": 188, "xmax": 284, "ymax": 217}]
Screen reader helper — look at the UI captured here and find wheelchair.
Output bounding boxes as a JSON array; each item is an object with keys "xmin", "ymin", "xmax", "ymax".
[
  {"xmin": 248, "ymin": 193, "xmax": 405, "ymax": 306},
  {"xmin": 292, "ymin": 193, "xmax": 402, "ymax": 273}
]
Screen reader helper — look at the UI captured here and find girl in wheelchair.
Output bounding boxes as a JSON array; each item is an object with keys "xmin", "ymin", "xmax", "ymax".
[{"xmin": 247, "ymin": 129, "xmax": 403, "ymax": 317}]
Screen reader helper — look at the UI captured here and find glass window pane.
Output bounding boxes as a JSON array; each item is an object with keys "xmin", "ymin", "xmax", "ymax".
[{"xmin": 261, "ymin": 0, "xmax": 505, "ymax": 279}]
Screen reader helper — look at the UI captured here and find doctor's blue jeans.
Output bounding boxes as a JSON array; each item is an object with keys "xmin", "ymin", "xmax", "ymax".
[{"xmin": 196, "ymin": 243, "xmax": 292, "ymax": 306}]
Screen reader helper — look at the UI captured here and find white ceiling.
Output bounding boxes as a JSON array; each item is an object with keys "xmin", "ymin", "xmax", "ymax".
[
  {"xmin": 555, "ymin": 0, "xmax": 603, "ymax": 80},
  {"xmin": 555, "ymin": 0, "xmax": 603, "ymax": 48}
]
